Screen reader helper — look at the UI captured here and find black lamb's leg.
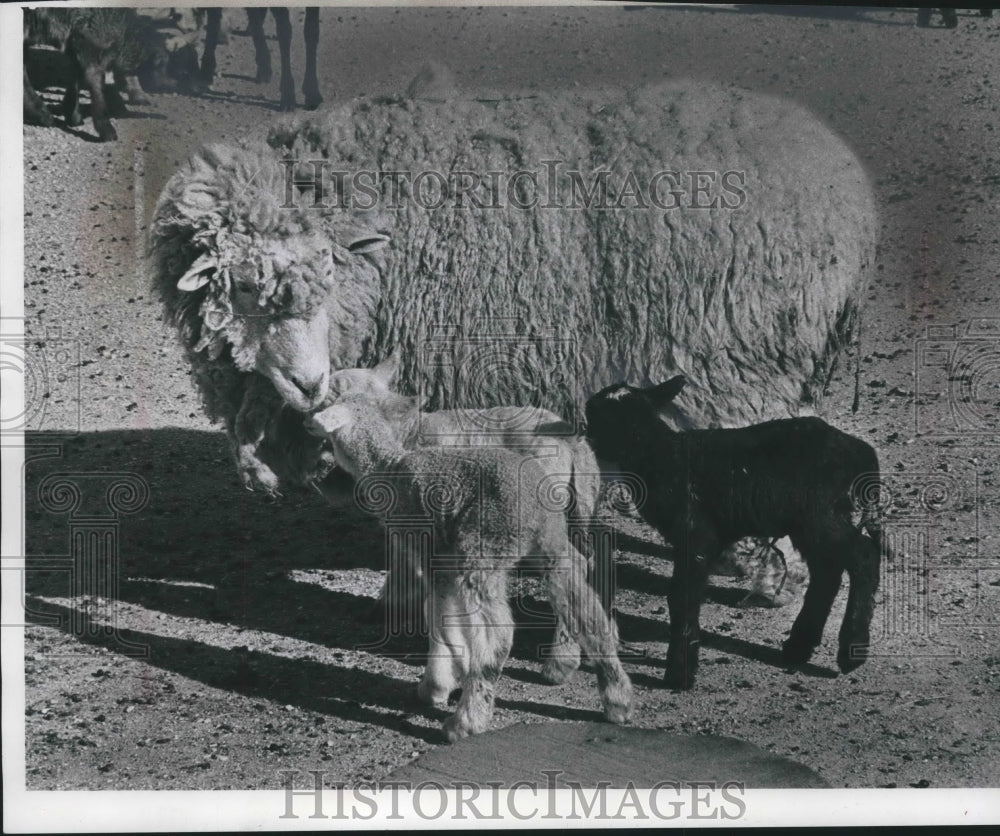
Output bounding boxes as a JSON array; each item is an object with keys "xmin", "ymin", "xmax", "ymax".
[
  {"xmin": 271, "ymin": 7, "xmax": 295, "ymax": 110},
  {"xmin": 663, "ymin": 539, "xmax": 713, "ymax": 691},
  {"xmin": 248, "ymin": 8, "xmax": 271, "ymax": 84},
  {"xmin": 302, "ymin": 7, "xmax": 322, "ymax": 110},
  {"xmin": 199, "ymin": 7, "xmax": 222, "ymax": 86},
  {"xmin": 783, "ymin": 530, "xmax": 844, "ymax": 666},
  {"xmin": 836, "ymin": 526, "xmax": 881, "ymax": 674}
]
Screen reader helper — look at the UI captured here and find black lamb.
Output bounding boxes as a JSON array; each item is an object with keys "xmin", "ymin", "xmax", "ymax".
[{"xmin": 585, "ymin": 376, "xmax": 883, "ymax": 690}]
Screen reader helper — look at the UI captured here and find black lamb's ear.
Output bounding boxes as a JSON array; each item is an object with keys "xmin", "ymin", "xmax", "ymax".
[{"xmin": 645, "ymin": 375, "xmax": 686, "ymax": 408}]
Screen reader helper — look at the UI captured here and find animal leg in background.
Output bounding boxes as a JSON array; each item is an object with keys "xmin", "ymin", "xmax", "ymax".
[
  {"xmin": 23, "ymin": 66, "xmax": 55, "ymax": 127},
  {"xmin": 301, "ymin": 7, "xmax": 322, "ymax": 110},
  {"xmin": 199, "ymin": 8, "xmax": 222, "ymax": 86},
  {"xmin": 271, "ymin": 8, "xmax": 296, "ymax": 111},
  {"xmin": 247, "ymin": 8, "xmax": 273, "ymax": 84},
  {"xmin": 64, "ymin": 38, "xmax": 117, "ymax": 141}
]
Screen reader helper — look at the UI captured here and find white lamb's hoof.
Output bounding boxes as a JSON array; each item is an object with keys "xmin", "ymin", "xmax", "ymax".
[
  {"xmin": 416, "ymin": 680, "xmax": 452, "ymax": 707},
  {"xmin": 541, "ymin": 645, "xmax": 581, "ymax": 685},
  {"xmin": 602, "ymin": 676, "xmax": 634, "ymax": 725},
  {"xmin": 442, "ymin": 715, "xmax": 472, "ymax": 743}
]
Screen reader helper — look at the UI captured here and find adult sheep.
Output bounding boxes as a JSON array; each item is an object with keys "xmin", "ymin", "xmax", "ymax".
[{"xmin": 150, "ymin": 79, "xmax": 877, "ymax": 514}]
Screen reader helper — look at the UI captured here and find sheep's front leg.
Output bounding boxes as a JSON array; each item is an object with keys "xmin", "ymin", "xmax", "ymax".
[
  {"xmin": 232, "ymin": 377, "xmax": 282, "ymax": 496},
  {"xmin": 663, "ymin": 547, "xmax": 712, "ymax": 691}
]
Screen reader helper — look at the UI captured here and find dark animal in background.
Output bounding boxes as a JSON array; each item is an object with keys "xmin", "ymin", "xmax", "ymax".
[
  {"xmin": 917, "ymin": 8, "xmax": 994, "ymax": 27},
  {"xmin": 585, "ymin": 377, "xmax": 884, "ymax": 690},
  {"xmin": 199, "ymin": 7, "xmax": 322, "ymax": 111},
  {"xmin": 23, "ymin": 8, "xmax": 160, "ymax": 142}
]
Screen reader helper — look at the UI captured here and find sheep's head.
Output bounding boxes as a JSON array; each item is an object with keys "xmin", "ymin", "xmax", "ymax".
[
  {"xmin": 585, "ymin": 376, "xmax": 686, "ymax": 462},
  {"xmin": 157, "ymin": 144, "xmax": 390, "ymax": 412}
]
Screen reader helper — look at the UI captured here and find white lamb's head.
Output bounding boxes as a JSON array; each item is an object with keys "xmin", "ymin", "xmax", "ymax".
[
  {"xmin": 154, "ymin": 144, "xmax": 390, "ymax": 411},
  {"xmin": 304, "ymin": 392, "xmax": 407, "ymax": 478},
  {"xmin": 327, "ymin": 354, "xmax": 400, "ymax": 399}
]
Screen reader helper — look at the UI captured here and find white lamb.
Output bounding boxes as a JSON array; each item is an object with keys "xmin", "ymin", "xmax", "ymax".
[{"xmin": 304, "ymin": 392, "xmax": 633, "ymax": 741}]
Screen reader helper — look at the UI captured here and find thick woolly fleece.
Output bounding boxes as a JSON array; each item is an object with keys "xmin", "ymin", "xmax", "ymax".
[{"xmin": 151, "ymin": 78, "xmax": 877, "ymax": 481}]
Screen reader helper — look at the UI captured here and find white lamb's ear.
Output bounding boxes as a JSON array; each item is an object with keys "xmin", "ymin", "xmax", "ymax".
[
  {"xmin": 307, "ymin": 404, "xmax": 352, "ymax": 435},
  {"xmin": 347, "ymin": 233, "xmax": 390, "ymax": 254},
  {"xmin": 176, "ymin": 253, "xmax": 218, "ymax": 291},
  {"xmin": 373, "ymin": 352, "xmax": 400, "ymax": 388}
]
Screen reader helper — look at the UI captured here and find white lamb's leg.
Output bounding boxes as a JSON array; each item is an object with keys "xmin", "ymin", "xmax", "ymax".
[{"xmin": 417, "ymin": 573, "xmax": 462, "ymax": 706}]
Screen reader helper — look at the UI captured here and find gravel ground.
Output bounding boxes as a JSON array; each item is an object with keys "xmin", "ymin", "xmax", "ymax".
[{"xmin": 17, "ymin": 4, "xmax": 1000, "ymax": 794}]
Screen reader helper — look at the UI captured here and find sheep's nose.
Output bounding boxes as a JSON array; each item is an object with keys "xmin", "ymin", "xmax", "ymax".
[{"xmin": 291, "ymin": 373, "xmax": 326, "ymax": 403}]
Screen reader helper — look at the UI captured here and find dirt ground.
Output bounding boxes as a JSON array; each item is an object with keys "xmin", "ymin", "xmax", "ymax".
[{"xmin": 16, "ymin": 4, "xmax": 1000, "ymax": 792}]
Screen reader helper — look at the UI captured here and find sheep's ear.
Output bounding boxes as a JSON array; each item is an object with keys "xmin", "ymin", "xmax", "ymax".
[
  {"xmin": 176, "ymin": 253, "xmax": 218, "ymax": 292},
  {"xmin": 347, "ymin": 233, "xmax": 390, "ymax": 254},
  {"xmin": 373, "ymin": 353, "xmax": 400, "ymax": 388},
  {"xmin": 645, "ymin": 376, "xmax": 686, "ymax": 408},
  {"xmin": 307, "ymin": 404, "xmax": 352, "ymax": 435}
]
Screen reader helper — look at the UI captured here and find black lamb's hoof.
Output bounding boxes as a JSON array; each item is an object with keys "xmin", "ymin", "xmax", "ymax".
[
  {"xmin": 663, "ymin": 665, "xmax": 696, "ymax": 691},
  {"xmin": 781, "ymin": 638, "xmax": 816, "ymax": 667},
  {"xmin": 95, "ymin": 123, "xmax": 118, "ymax": 143},
  {"xmin": 837, "ymin": 644, "xmax": 869, "ymax": 674}
]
